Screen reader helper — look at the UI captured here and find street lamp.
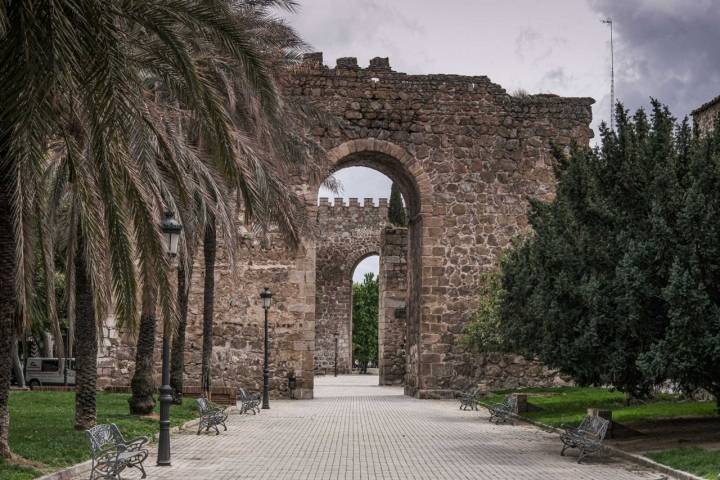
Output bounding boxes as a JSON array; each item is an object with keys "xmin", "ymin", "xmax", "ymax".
[
  {"xmin": 260, "ymin": 288, "xmax": 272, "ymax": 409},
  {"xmin": 157, "ymin": 211, "xmax": 182, "ymax": 466},
  {"xmin": 334, "ymin": 332, "xmax": 338, "ymax": 377}
]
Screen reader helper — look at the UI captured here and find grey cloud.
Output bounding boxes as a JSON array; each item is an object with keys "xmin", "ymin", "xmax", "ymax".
[
  {"xmin": 540, "ymin": 67, "xmax": 571, "ymax": 90},
  {"xmin": 588, "ymin": 0, "xmax": 720, "ymax": 119},
  {"xmin": 515, "ymin": 28, "xmax": 542, "ymax": 61},
  {"xmin": 289, "ymin": 0, "xmax": 428, "ymax": 71}
]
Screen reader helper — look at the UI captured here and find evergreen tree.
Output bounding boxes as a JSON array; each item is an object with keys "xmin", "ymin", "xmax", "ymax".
[
  {"xmin": 352, "ymin": 273, "xmax": 379, "ymax": 372},
  {"xmin": 497, "ymin": 101, "xmax": 720, "ymax": 402},
  {"xmin": 388, "ymin": 183, "xmax": 407, "ymax": 226},
  {"xmin": 638, "ymin": 118, "xmax": 720, "ymax": 411}
]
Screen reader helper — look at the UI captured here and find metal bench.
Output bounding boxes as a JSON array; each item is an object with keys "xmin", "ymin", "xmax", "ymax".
[
  {"xmin": 560, "ymin": 415, "xmax": 610, "ymax": 463},
  {"xmin": 487, "ymin": 395, "xmax": 517, "ymax": 424},
  {"xmin": 196, "ymin": 397, "xmax": 228, "ymax": 435},
  {"xmin": 85, "ymin": 423, "xmax": 148, "ymax": 480},
  {"xmin": 459, "ymin": 388, "xmax": 481, "ymax": 410},
  {"xmin": 237, "ymin": 388, "xmax": 261, "ymax": 415}
]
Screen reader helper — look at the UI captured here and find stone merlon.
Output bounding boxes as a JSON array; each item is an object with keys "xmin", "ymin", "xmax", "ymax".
[{"xmin": 317, "ymin": 197, "xmax": 388, "ymax": 209}]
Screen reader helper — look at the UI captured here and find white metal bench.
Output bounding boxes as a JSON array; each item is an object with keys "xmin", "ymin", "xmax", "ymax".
[
  {"xmin": 85, "ymin": 423, "xmax": 148, "ymax": 479},
  {"xmin": 196, "ymin": 397, "xmax": 228, "ymax": 435},
  {"xmin": 560, "ymin": 415, "xmax": 610, "ymax": 463}
]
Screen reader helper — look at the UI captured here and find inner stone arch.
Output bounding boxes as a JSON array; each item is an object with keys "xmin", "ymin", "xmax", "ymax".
[{"xmin": 313, "ymin": 143, "xmax": 421, "ymax": 387}]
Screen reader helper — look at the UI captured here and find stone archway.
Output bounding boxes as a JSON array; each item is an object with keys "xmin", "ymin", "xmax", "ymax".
[
  {"xmin": 312, "ymin": 139, "xmax": 428, "ymax": 393},
  {"xmin": 101, "ymin": 55, "xmax": 595, "ymax": 400}
]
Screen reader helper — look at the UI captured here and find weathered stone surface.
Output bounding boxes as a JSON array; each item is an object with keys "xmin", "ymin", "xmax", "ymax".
[
  {"xmin": 314, "ymin": 198, "xmax": 388, "ymax": 375},
  {"xmin": 100, "ymin": 54, "xmax": 594, "ymax": 399},
  {"xmin": 692, "ymin": 94, "xmax": 720, "ymax": 135},
  {"xmin": 379, "ymin": 228, "xmax": 408, "ymax": 385}
]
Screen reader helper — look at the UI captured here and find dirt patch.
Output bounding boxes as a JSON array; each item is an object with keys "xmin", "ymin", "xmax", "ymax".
[{"xmin": 608, "ymin": 416, "xmax": 720, "ymax": 453}]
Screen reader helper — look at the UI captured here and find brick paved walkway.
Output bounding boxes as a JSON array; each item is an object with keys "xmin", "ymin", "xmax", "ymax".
[{"xmin": 118, "ymin": 375, "xmax": 665, "ymax": 479}]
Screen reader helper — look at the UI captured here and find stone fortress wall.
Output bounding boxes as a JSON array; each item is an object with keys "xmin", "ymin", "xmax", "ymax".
[
  {"xmin": 314, "ymin": 197, "xmax": 388, "ymax": 375},
  {"xmin": 692, "ymin": 94, "xmax": 720, "ymax": 135},
  {"xmin": 98, "ymin": 53, "xmax": 593, "ymax": 398}
]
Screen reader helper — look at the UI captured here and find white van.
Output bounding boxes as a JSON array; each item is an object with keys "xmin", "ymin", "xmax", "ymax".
[{"xmin": 25, "ymin": 357, "xmax": 76, "ymax": 388}]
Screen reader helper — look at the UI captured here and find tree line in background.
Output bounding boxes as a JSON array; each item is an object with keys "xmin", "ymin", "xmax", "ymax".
[
  {"xmin": 0, "ymin": 0, "xmax": 333, "ymax": 459},
  {"xmin": 464, "ymin": 102, "xmax": 720, "ymax": 410},
  {"xmin": 352, "ymin": 273, "xmax": 379, "ymax": 372}
]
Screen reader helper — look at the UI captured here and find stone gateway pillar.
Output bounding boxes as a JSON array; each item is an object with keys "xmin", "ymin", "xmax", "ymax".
[{"xmin": 379, "ymin": 227, "xmax": 408, "ymax": 385}]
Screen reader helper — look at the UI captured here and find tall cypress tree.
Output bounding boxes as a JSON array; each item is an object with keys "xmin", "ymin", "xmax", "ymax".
[
  {"xmin": 497, "ymin": 101, "xmax": 720, "ymax": 402},
  {"xmin": 388, "ymin": 183, "xmax": 407, "ymax": 226}
]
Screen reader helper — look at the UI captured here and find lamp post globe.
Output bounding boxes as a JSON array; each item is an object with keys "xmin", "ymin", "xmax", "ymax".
[
  {"xmin": 157, "ymin": 211, "xmax": 182, "ymax": 466},
  {"xmin": 160, "ymin": 211, "xmax": 182, "ymax": 257},
  {"xmin": 260, "ymin": 288, "xmax": 272, "ymax": 409}
]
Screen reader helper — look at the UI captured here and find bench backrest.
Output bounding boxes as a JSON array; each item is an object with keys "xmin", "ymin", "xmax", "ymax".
[
  {"xmin": 237, "ymin": 388, "xmax": 250, "ymax": 400},
  {"xmin": 578, "ymin": 415, "xmax": 610, "ymax": 439},
  {"xmin": 504, "ymin": 395, "xmax": 518, "ymax": 411},
  {"xmin": 86, "ymin": 424, "xmax": 124, "ymax": 455},
  {"xmin": 196, "ymin": 397, "xmax": 210, "ymax": 413}
]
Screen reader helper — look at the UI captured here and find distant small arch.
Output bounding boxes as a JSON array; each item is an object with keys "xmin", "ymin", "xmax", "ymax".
[{"xmin": 349, "ymin": 249, "xmax": 381, "ymax": 277}]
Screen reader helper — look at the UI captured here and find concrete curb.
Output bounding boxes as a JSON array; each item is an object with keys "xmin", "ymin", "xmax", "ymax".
[
  {"xmin": 35, "ymin": 405, "xmax": 236, "ymax": 480},
  {"xmin": 509, "ymin": 413, "xmax": 707, "ymax": 480}
]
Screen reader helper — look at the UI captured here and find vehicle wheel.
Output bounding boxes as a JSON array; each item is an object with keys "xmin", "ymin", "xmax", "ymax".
[{"xmin": 27, "ymin": 379, "xmax": 41, "ymax": 389}]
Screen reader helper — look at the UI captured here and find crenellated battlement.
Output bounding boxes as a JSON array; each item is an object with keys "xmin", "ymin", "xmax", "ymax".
[
  {"xmin": 302, "ymin": 52, "xmax": 392, "ymax": 72},
  {"xmin": 316, "ymin": 197, "xmax": 390, "ymax": 234},
  {"xmin": 317, "ymin": 197, "xmax": 389, "ymax": 208},
  {"xmin": 296, "ymin": 52, "xmax": 595, "ymax": 113}
]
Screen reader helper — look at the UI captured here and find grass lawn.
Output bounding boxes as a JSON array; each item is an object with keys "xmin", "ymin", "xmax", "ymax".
[
  {"xmin": 0, "ymin": 460, "xmax": 40, "ymax": 480},
  {"xmin": 484, "ymin": 387, "xmax": 716, "ymax": 427},
  {"xmin": 646, "ymin": 447, "xmax": 720, "ymax": 480},
  {"xmin": 1, "ymin": 391, "xmax": 199, "ymax": 478}
]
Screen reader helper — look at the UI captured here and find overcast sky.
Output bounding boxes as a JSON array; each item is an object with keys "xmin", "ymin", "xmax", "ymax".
[{"xmin": 292, "ymin": 0, "xmax": 720, "ymax": 281}]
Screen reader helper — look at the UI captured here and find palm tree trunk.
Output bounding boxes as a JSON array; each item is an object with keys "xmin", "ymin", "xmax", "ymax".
[
  {"xmin": 128, "ymin": 286, "xmax": 157, "ymax": 415},
  {"xmin": 170, "ymin": 252, "xmax": 193, "ymax": 404},
  {"xmin": 0, "ymin": 154, "xmax": 17, "ymax": 458},
  {"xmin": 201, "ymin": 216, "xmax": 216, "ymax": 395},
  {"xmin": 11, "ymin": 340, "xmax": 25, "ymax": 389},
  {"xmin": 74, "ymin": 233, "xmax": 98, "ymax": 430}
]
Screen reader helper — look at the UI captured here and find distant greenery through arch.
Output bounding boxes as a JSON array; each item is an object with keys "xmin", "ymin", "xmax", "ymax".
[{"xmin": 352, "ymin": 273, "xmax": 379, "ymax": 372}]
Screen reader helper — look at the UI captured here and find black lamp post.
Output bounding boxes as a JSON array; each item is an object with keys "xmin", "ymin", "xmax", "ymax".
[
  {"xmin": 334, "ymin": 332, "xmax": 338, "ymax": 377},
  {"xmin": 157, "ymin": 211, "xmax": 182, "ymax": 466},
  {"xmin": 260, "ymin": 288, "xmax": 272, "ymax": 409}
]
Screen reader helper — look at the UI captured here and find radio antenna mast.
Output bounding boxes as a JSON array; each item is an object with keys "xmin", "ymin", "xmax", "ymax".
[{"xmin": 602, "ymin": 18, "xmax": 614, "ymax": 130}]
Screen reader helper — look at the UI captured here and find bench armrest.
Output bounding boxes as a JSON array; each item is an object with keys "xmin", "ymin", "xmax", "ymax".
[
  {"xmin": 560, "ymin": 423, "xmax": 579, "ymax": 433},
  {"xmin": 123, "ymin": 436, "xmax": 149, "ymax": 452},
  {"xmin": 94, "ymin": 445, "xmax": 122, "ymax": 465}
]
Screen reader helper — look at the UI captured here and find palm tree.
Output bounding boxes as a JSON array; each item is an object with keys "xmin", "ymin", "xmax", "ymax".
[
  {"xmin": 170, "ymin": 246, "xmax": 194, "ymax": 404},
  {"xmin": 191, "ymin": 2, "xmax": 347, "ymax": 396},
  {"xmin": 0, "ymin": 1, "xmax": 292, "ymax": 454},
  {"xmin": 73, "ymin": 230, "xmax": 97, "ymax": 430},
  {"xmin": 126, "ymin": 0, "xmax": 329, "ymax": 411},
  {"xmin": 0, "ymin": 154, "xmax": 15, "ymax": 457},
  {"xmin": 201, "ymin": 214, "xmax": 217, "ymax": 395},
  {"xmin": 154, "ymin": 1, "xmax": 339, "ymax": 399}
]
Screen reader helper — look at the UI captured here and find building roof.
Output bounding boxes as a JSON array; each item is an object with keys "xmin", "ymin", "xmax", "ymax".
[{"xmin": 692, "ymin": 94, "xmax": 720, "ymax": 116}]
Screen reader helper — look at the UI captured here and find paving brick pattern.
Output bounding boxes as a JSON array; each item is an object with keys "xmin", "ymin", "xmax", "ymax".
[{"xmin": 118, "ymin": 376, "xmax": 664, "ymax": 480}]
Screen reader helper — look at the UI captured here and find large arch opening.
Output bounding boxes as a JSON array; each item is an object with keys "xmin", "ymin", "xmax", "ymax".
[{"xmin": 312, "ymin": 140, "xmax": 426, "ymax": 393}]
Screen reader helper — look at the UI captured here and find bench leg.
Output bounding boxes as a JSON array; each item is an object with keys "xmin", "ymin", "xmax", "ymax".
[
  {"xmin": 577, "ymin": 447, "xmax": 586, "ymax": 464},
  {"xmin": 133, "ymin": 461, "xmax": 147, "ymax": 479}
]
